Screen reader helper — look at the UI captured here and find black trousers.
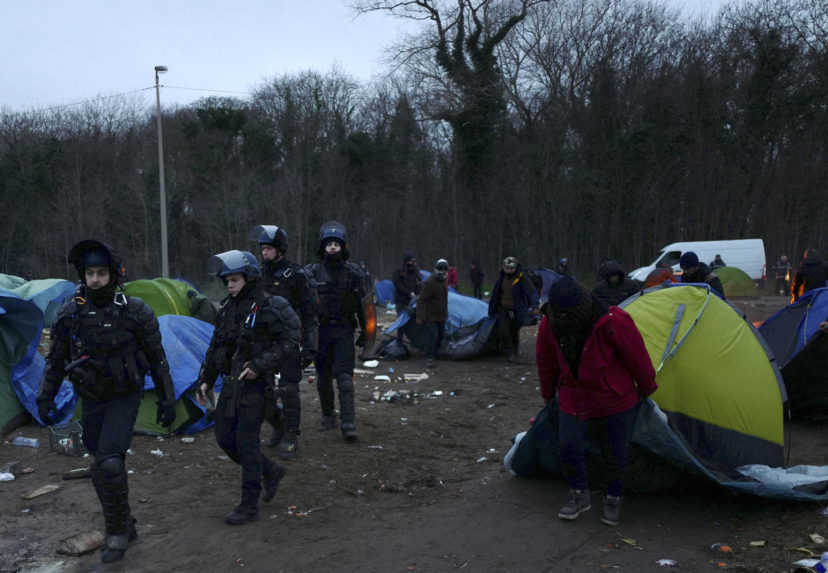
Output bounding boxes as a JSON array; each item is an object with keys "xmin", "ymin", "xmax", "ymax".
[
  {"xmin": 424, "ymin": 321, "xmax": 445, "ymax": 359},
  {"xmin": 497, "ymin": 309, "xmax": 522, "ymax": 354},
  {"xmin": 215, "ymin": 381, "xmax": 278, "ymax": 508},
  {"xmin": 316, "ymin": 324, "xmax": 356, "ymax": 418},
  {"xmin": 473, "ymin": 283, "xmax": 483, "ymax": 299},
  {"xmin": 81, "ymin": 392, "xmax": 141, "ymax": 462},
  {"xmin": 81, "ymin": 392, "xmax": 141, "ymax": 536},
  {"xmin": 278, "ymin": 352, "xmax": 302, "ymax": 434}
]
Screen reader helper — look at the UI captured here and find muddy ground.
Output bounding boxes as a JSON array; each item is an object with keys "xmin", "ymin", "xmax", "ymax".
[{"xmin": 3, "ymin": 295, "xmax": 828, "ymax": 573}]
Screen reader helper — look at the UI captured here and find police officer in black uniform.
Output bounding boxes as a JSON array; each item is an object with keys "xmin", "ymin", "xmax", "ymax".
[
  {"xmin": 304, "ymin": 221, "xmax": 366, "ymax": 441},
  {"xmin": 248, "ymin": 225, "xmax": 317, "ymax": 460},
  {"xmin": 195, "ymin": 250, "xmax": 300, "ymax": 525},
  {"xmin": 36, "ymin": 240, "xmax": 176, "ymax": 564}
]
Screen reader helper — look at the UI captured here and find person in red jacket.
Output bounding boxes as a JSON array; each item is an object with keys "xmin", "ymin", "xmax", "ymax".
[{"xmin": 536, "ymin": 275, "xmax": 656, "ymax": 526}]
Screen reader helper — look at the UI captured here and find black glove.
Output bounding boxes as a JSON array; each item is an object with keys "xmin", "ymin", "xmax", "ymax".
[
  {"xmin": 156, "ymin": 399, "xmax": 176, "ymax": 427},
  {"xmin": 355, "ymin": 331, "xmax": 366, "ymax": 347},
  {"xmin": 301, "ymin": 348, "xmax": 316, "ymax": 369},
  {"xmin": 37, "ymin": 399, "xmax": 55, "ymax": 426}
]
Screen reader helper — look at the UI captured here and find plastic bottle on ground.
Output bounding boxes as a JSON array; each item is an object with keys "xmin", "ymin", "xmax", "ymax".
[{"xmin": 11, "ymin": 436, "xmax": 39, "ymax": 448}]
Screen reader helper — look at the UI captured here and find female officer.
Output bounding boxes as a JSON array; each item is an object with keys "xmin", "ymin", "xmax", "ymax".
[{"xmin": 195, "ymin": 250, "xmax": 300, "ymax": 525}]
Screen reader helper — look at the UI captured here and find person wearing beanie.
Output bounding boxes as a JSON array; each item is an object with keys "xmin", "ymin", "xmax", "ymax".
[
  {"xmin": 679, "ymin": 251, "xmax": 726, "ymax": 299},
  {"xmin": 536, "ymin": 276, "xmax": 656, "ymax": 526},
  {"xmin": 36, "ymin": 240, "xmax": 177, "ymax": 563},
  {"xmin": 417, "ymin": 259, "xmax": 450, "ymax": 368},
  {"xmin": 488, "ymin": 256, "xmax": 539, "ymax": 362}
]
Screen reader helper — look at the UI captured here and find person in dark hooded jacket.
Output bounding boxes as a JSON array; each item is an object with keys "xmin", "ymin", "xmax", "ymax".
[
  {"xmin": 679, "ymin": 251, "xmax": 726, "ymax": 299},
  {"xmin": 391, "ymin": 252, "xmax": 422, "ymax": 342},
  {"xmin": 792, "ymin": 248, "xmax": 828, "ymax": 301},
  {"xmin": 488, "ymin": 256, "xmax": 539, "ymax": 362},
  {"xmin": 592, "ymin": 260, "xmax": 640, "ymax": 307}
]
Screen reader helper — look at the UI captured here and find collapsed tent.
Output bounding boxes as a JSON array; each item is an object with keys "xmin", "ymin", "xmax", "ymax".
[
  {"xmin": 713, "ymin": 266, "xmax": 757, "ymax": 297},
  {"xmin": 381, "ymin": 291, "xmax": 495, "ymax": 359},
  {"xmin": 505, "ymin": 284, "xmax": 813, "ymax": 499},
  {"xmin": 0, "ymin": 275, "xmax": 77, "ymax": 434},
  {"xmin": 759, "ymin": 287, "xmax": 828, "ymax": 419}
]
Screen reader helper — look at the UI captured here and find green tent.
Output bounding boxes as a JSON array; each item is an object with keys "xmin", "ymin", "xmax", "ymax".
[
  {"xmin": 713, "ymin": 266, "xmax": 757, "ymax": 297},
  {"xmin": 123, "ymin": 278, "xmax": 216, "ymax": 324},
  {"xmin": 620, "ymin": 284, "xmax": 786, "ymax": 472},
  {"xmin": 73, "ymin": 390, "xmax": 202, "ymax": 435}
]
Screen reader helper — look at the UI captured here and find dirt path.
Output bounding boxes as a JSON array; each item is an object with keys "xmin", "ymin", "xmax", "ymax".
[{"xmin": 4, "ymin": 295, "xmax": 827, "ymax": 573}]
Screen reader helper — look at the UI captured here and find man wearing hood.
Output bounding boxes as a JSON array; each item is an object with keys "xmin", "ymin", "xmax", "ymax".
[
  {"xmin": 536, "ymin": 276, "xmax": 656, "ymax": 526},
  {"xmin": 488, "ymin": 256, "xmax": 539, "ymax": 362},
  {"xmin": 679, "ymin": 251, "xmax": 726, "ymax": 299},
  {"xmin": 304, "ymin": 221, "xmax": 367, "ymax": 441},
  {"xmin": 792, "ymin": 248, "xmax": 828, "ymax": 301},
  {"xmin": 392, "ymin": 252, "xmax": 422, "ymax": 341},
  {"xmin": 592, "ymin": 260, "xmax": 640, "ymax": 307},
  {"xmin": 417, "ymin": 259, "xmax": 450, "ymax": 368},
  {"xmin": 470, "ymin": 260, "xmax": 484, "ymax": 299}
]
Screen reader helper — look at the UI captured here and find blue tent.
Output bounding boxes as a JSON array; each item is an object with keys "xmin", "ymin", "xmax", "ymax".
[{"xmin": 759, "ymin": 287, "xmax": 828, "ymax": 419}]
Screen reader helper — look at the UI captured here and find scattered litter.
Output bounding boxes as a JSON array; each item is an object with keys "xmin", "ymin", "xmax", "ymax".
[
  {"xmin": 354, "ymin": 369, "xmax": 375, "ymax": 375},
  {"xmin": 363, "ymin": 360, "xmax": 379, "ymax": 368},
  {"xmin": 57, "ymin": 530, "xmax": 104, "ymax": 556},
  {"xmin": 791, "ymin": 547, "xmax": 816, "ymax": 556},
  {"xmin": 320, "ymin": 464, "xmax": 328, "ymax": 470},
  {"xmin": 811, "ymin": 533, "xmax": 826, "ymax": 544},
  {"xmin": 21, "ymin": 467, "xmax": 34, "ymax": 474},
  {"xmin": 150, "ymin": 449, "xmax": 165, "ymax": 457},
  {"xmin": 404, "ymin": 373, "xmax": 429, "ymax": 383},
  {"xmin": 62, "ymin": 467, "xmax": 91, "ymax": 480},
  {"xmin": 83, "ymin": 453, "xmax": 90, "ymax": 458},
  {"xmin": 486, "ymin": 448, "xmax": 497, "ymax": 454},
  {"xmin": 21, "ymin": 508, "xmax": 31, "ymax": 513},
  {"xmin": 430, "ymin": 390, "xmax": 443, "ymax": 397},
  {"xmin": 449, "ymin": 391, "xmax": 456, "ymax": 397},
  {"xmin": 621, "ymin": 538, "xmax": 639, "ymax": 547},
  {"xmin": 139, "ymin": 497, "xmax": 149, "ymax": 503},
  {"xmin": 156, "ymin": 436, "xmax": 165, "ymax": 442},
  {"xmin": 126, "ymin": 449, "xmax": 133, "ymax": 455},
  {"xmin": 367, "ymin": 445, "xmax": 384, "ymax": 450},
  {"xmin": 749, "ymin": 540, "xmax": 766, "ymax": 547},
  {"xmin": 22, "ymin": 484, "xmax": 60, "ymax": 500},
  {"xmin": 0, "ymin": 472, "xmax": 14, "ymax": 482},
  {"xmin": 520, "ymin": 376, "xmax": 526, "ymax": 382},
  {"xmin": 217, "ymin": 455, "xmax": 230, "ymax": 461},
  {"xmin": 793, "ymin": 558, "xmax": 820, "ymax": 569},
  {"xmin": 656, "ymin": 559, "xmax": 677, "ymax": 567},
  {"xmin": 127, "ymin": 470, "xmax": 135, "ymax": 475},
  {"xmin": 476, "ymin": 457, "xmax": 488, "ymax": 463},
  {"xmin": 235, "ymin": 557, "xmax": 245, "ymax": 567},
  {"xmin": 487, "ymin": 403, "xmax": 496, "ymax": 409},
  {"xmin": 400, "ymin": 418, "xmax": 408, "ymax": 424},
  {"xmin": 10, "ymin": 436, "xmax": 39, "ymax": 448},
  {"xmin": 711, "ymin": 543, "xmax": 733, "ymax": 553},
  {"xmin": 374, "ymin": 375, "xmax": 391, "ymax": 382},
  {"xmin": 388, "ymin": 367, "xmax": 395, "ymax": 373},
  {"xmin": 180, "ymin": 437, "xmax": 195, "ymax": 444},
  {"xmin": 599, "ymin": 566, "xmax": 620, "ymax": 570}
]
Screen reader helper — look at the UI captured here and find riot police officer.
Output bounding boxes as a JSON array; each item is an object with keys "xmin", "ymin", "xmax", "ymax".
[
  {"xmin": 248, "ymin": 225, "xmax": 317, "ymax": 460},
  {"xmin": 36, "ymin": 240, "xmax": 176, "ymax": 564},
  {"xmin": 304, "ymin": 221, "xmax": 367, "ymax": 441},
  {"xmin": 195, "ymin": 250, "xmax": 300, "ymax": 525}
]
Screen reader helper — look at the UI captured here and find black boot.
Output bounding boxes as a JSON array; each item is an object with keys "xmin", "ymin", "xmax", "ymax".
[
  {"xmin": 262, "ymin": 458, "xmax": 286, "ymax": 502},
  {"xmin": 318, "ymin": 413, "xmax": 337, "ymax": 431},
  {"xmin": 338, "ymin": 374, "xmax": 357, "ymax": 442},
  {"xmin": 266, "ymin": 423, "xmax": 284, "ymax": 447},
  {"xmin": 279, "ymin": 431, "xmax": 299, "ymax": 460},
  {"xmin": 92, "ymin": 455, "xmax": 134, "ymax": 563},
  {"xmin": 225, "ymin": 504, "xmax": 259, "ymax": 525}
]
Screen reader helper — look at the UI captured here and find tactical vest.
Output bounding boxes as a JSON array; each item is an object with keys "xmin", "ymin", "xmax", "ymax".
[
  {"xmin": 308, "ymin": 263, "xmax": 359, "ymax": 328},
  {"xmin": 68, "ymin": 293, "xmax": 147, "ymax": 397},
  {"xmin": 263, "ymin": 261, "xmax": 302, "ymax": 314}
]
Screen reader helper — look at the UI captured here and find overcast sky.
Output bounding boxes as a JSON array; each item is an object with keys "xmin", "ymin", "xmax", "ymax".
[{"xmin": 2, "ymin": 0, "xmax": 728, "ymax": 113}]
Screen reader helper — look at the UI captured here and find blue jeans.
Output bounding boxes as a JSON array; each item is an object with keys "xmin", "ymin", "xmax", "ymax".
[{"xmin": 558, "ymin": 407, "xmax": 635, "ymax": 496}]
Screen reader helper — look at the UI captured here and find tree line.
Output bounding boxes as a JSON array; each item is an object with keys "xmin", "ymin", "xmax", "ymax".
[{"xmin": 1, "ymin": 0, "xmax": 825, "ymax": 293}]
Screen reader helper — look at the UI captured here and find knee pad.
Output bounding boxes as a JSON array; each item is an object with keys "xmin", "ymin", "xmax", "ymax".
[
  {"xmin": 97, "ymin": 454, "xmax": 125, "ymax": 477},
  {"xmin": 337, "ymin": 374, "xmax": 354, "ymax": 393}
]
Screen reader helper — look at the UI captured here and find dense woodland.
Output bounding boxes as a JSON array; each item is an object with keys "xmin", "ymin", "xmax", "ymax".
[{"xmin": 1, "ymin": 0, "xmax": 826, "ymax": 291}]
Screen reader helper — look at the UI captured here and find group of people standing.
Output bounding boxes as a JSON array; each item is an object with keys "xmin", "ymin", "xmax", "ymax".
[{"xmin": 35, "ymin": 220, "xmax": 369, "ymax": 563}]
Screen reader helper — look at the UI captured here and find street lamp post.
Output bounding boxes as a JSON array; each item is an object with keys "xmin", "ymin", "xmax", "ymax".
[{"xmin": 154, "ymin": 65, "xmax": 169, "ymax": 278}]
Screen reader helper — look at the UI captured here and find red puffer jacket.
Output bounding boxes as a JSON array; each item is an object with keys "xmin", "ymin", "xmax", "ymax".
[{"xmin": 536, "ymin": 308, "xmax": 657, "ymax": 420}]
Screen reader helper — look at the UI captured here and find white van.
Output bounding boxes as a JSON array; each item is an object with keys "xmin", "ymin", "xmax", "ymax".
[{"xmin": 628, "ymin": 239, "xmax": 766, "ymax": 282}]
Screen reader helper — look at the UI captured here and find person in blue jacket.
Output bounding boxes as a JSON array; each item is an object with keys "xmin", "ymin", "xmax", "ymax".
[{"xmin": 488, "ymin": 256, "xmax": 539, "ymax": 362}]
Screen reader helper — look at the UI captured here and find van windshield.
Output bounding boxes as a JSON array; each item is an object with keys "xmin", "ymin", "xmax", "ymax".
[{"xmin": 656, "ymin": 250, "xmax": 682, "ymax": 268}]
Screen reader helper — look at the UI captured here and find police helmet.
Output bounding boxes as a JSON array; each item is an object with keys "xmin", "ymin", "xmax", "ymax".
[
  {"xmin": 67, "ymin": 240, "xmax": 124, "ymax": 284},
  {"xmin": 248, "ymin": 225, "xmax": 288, "ymax": 252},
  {"xmin": 208, "ymin": 250, "xmax": 261, "ymax": 279},
  {"xmin": 317, "ymin": 220, "xmax": 350, "ymax": 260}
]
